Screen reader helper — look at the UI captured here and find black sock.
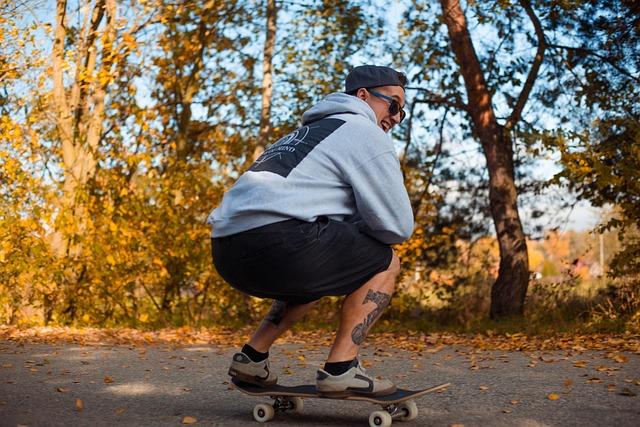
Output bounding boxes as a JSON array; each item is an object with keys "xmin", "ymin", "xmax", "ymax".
[
  {"xmin": 242, "ymin": 344, "xmax": 268, "ymax": 362},
  {"xmin": 323, "ymin": 359, "xmax": 356, "ymax": 376}
]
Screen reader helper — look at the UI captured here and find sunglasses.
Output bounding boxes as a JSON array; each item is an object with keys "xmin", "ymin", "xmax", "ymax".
[{"xmin": 368, "ymin": 89, "xmax": 406, "ymax": 123}]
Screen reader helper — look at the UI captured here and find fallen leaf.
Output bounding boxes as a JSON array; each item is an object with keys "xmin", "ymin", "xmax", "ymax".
[
  {"xmin": 596, "ymin": 365, "xmax": 619, "ymax": 372},
  {"xmin": 182, "ymin": 416, "xmax": 198, "ymax": 424},
  {"xmin": 114, "ymin": 407, "xmax": 127, "ymax": 415},
  {"xmin": 2, "ymin": 363, "xmax": 12, "ymax": 368},
  {"xmin": 547, "ymin": 393, "xmax": 560, "ymax": 401},
  {"xmin": 510, "ymin": 400, "xmax": 521, "ymax": 405},
  {"xmin": 619, "ymin": 388, "xmax": 637, "ymax": 397},
  {"xmin": 479, "ymin": 386, "xmax": 489, "ymax": 391},
  {"xmin": 56, "ymin": 387, "xmax": 70, "ymax": 393},
  {"xmin": 607, "ymin": 384, "xmax": 616, "ymax": 392},
  {"xmin": 76, "ymin": 398, "xmax": 84, "ymax": 411},
  {"xmin": 573, "ymin": 361, "xmax": 587, "ymax": 368},
  {"xmin": 564, "ymin": 379, "xmax": 573, "ymax": 387},
  {"xmin": 502, "ymin": 409, "xmax": 512, "ymax": 413},
  {"xmin": 608, "ymin": 353, "xmax": 628, "ymax": 363},
  {"xmin": 104, "ymin": 376, "xmax": 114, "ymax": 383}
]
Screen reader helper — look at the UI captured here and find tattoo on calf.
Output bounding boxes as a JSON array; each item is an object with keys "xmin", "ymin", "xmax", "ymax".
[
  {"xmin": 351, "ymin": 290, "xmax": 391, "ymax": 345},
  {"xmin": 265, "ymin": 300, "xmax": 287, "ymax": 326}
]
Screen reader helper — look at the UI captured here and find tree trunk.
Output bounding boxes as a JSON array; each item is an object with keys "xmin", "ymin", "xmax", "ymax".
[
  {"xmin": 254, "ymin": 0, "xmax": 277, "ymax": 161},
  {"xmin": 50, "ymin": 0, "xmax": 116, "ymax": 321},
  {"xmin": 440, "ymin": 0, "xmax": 530, "ymax": 318}
]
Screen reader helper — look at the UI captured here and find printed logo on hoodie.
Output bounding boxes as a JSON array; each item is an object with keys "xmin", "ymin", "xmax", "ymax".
[{"xmin": 249, "ymin": 118, "xmax": 345, "ymax": 178}]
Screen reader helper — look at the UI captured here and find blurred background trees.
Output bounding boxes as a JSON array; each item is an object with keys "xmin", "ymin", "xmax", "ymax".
[{"xmin": 0, "ymin": 0, "xmax": 637, "ymax": 331}]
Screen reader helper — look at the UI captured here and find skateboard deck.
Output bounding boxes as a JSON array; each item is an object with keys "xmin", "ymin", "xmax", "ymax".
[{"xmin": 232, "ymin": 378, "xmax": 450, "ymax": 426}]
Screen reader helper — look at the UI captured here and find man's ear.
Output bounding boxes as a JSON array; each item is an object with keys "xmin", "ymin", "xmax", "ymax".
[{"xmin": 356, "ymin": 88, "xmax": 368, "ymax": 101}]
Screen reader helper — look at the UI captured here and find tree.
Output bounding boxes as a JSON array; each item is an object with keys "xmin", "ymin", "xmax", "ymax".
[
  {"xmin": 399, "ymin": 0, "xmax": 637, "ymax": 318},
  {"xmin": 255, "ymin": 0, "xmax": 278, "ymax": 160}
]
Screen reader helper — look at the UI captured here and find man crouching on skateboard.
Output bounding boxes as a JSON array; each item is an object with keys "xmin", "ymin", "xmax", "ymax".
[{"xmin": 208, "ymin": 65, "xmax": 413, "ymax": 397}]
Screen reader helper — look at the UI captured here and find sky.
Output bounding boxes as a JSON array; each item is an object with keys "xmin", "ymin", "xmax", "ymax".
[
  {"xmin": 22, "ymin": 0, "xmax": 602, "ymax": 234},
  {"xmin": 382, "ymin": 0, "xmax": 602, "ymax": 233}
]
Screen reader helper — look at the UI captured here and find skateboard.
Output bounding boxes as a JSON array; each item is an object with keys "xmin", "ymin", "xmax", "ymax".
[{"xmin": 231, "ymin": 378, "xmax": 450, "ymax": 426}]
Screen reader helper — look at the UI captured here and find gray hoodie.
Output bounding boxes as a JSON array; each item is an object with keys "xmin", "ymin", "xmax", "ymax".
[{"xmin": 207, "ymin": 92, "xmax": 413, "ymax": 244}]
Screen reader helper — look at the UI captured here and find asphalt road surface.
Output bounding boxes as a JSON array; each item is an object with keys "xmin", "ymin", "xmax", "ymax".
[{"xmin": 1, "ymin": 340, "xmax": 638, "ymax": 426}]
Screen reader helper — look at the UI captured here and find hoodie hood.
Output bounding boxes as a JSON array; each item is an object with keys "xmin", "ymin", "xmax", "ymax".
[{"xmin": 302, "ymin": 92, "xmax": 377, "ymax": 126}]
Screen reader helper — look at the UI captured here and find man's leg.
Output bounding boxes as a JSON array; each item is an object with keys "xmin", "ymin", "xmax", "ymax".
[
  {"xmin": 327, "ymin": 250, "xmax": 400, "ymax": 362},
  {"xmin": 228, "ymin": 299, "xmax": 317, "ymax": 385},
  {"xmin": 247, "ymin": 300, "xmax": 318, "ymax": 352}
]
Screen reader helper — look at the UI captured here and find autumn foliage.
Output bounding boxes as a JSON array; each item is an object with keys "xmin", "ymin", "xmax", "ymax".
[{"xmin": 1, "ymin": 1, "xmax": 638, "ymax": 331}]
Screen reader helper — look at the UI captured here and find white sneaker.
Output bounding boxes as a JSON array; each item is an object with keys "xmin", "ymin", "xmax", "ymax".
[{"xmin": 316, "ymin": 359, "xmax": 396, "ymax": 397}]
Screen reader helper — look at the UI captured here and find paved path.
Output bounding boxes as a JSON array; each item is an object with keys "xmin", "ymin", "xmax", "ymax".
[{"xmin": 0, "ymin": 340, "xmax": 638, "ymax": 426}]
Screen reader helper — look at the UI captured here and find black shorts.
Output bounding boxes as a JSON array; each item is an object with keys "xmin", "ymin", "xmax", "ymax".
[{"xmin": 211, "ymin": 217, "xmax": 393, "ymax": 304}]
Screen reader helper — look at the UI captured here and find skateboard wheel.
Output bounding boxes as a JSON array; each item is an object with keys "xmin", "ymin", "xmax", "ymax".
[
  {"xmin": 369, "ymin": 410, "xmax": 392, "ymax": 427},
  {"xmin": 398, "ymin": 400, "xmax": 418, "ymax": 421},
  {"xmin": 289, "ymin": 396, "xmax": 304, "ymax": 413},
  {"xmin": 253, "ymin": 403, "xmax": 275, "ymax": 423}
]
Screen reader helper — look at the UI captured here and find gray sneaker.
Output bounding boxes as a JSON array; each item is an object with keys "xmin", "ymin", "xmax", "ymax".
[
  {"xmin": 228, "ymin": 352, "xmax": 277, "ymax": 386},
  {"xmin": 316, "ymin": 359, "xmax": 397, "ymax": 397}
]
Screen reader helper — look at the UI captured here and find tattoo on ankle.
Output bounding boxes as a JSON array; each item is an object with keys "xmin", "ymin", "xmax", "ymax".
[
  {"xmin": 350, "ymin": 290, "xmax": 391, "ymax": 345},
  {"xmin": 265, "ymin": 300, "xmax": 287, "ymax": 326}
]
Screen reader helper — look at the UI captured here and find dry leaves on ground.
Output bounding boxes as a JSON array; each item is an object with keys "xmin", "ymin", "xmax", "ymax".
[{"xmin": 0, "ymin": 326, "xmax": 639, "ymax": 354}]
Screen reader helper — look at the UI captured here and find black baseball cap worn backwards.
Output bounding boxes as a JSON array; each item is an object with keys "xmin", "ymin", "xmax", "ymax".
[{"xmin": 345, "ymin": 65, "xmax": 407, "ymax": 93}]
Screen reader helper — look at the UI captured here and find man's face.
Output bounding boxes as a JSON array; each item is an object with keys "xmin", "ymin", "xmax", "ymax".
[{"xmin": 357, "ymin": 85, "xmax": 406, "ymax": 133}]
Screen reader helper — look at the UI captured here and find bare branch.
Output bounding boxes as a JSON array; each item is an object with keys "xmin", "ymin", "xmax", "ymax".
[
  {"xmin": 548, "ymin": 43, "xmax": 640, "ymax": 85},
  {"xmin": 505, "ymin": 0, "xmax": 546, "ymax": 131},
  {"xmin": 412, "ymin": 108, "xmax": 449, "ymax": 216},
  {"xmin": 405, "ymin": 86, "xmax": 468, "ymax": 112}
]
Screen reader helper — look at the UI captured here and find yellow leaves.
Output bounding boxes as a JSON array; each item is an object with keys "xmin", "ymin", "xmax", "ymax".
[
  {"xmin": 106, "ymin": 255, "xmax": 116, "ymax": 266},
  {"xmin": 182, "ymin": 416, "xmax": 198, "ymax": 424},
  {"xmin": 547, "ymin": 393, "xmax": 560, "ymax": 401},
  {"xmin": 607, "ymin": 353, "xmax": 628, "ymax": 363},
  {"xmin": 104, "ymin": 375, "xmax": 114, "ymax": 383},
  {"xmin": 75, "ymin": 398, "xmax": 84, "ymax": 411}
]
